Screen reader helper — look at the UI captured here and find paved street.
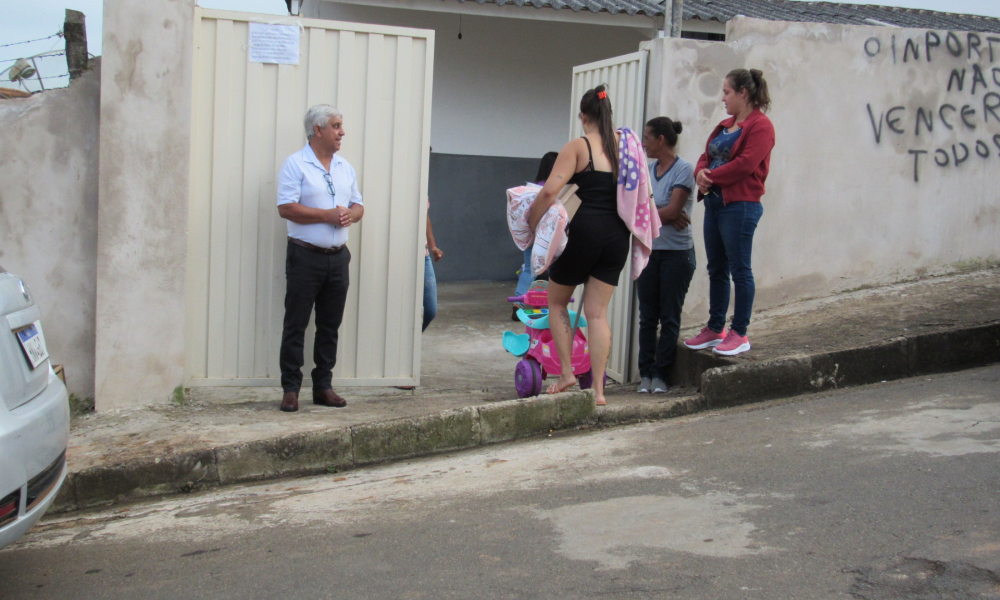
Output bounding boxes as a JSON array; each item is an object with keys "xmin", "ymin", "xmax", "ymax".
[{"xmin": 3, "ymin": 366, "xmax": 999, "ymax": 599}]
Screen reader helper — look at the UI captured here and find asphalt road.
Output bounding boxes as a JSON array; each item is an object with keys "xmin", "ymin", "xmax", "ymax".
[{"xmin": 2, "ymin": 366, "xmax": 999, "ymax": 599}]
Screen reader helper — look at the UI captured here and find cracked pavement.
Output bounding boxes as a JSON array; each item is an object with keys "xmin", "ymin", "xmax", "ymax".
[{"xmin": 2, "ymin": 365, "xmax": 999, "ymax": 599}]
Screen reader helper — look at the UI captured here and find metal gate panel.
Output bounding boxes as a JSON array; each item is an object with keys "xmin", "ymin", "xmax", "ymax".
[
  {"xmin": 570, "ymin": 51, "xmax": 648, "ymax": 383},
  {"xmin": 185, "ymin": 9, "xmax": 434, "ymax": 386}
]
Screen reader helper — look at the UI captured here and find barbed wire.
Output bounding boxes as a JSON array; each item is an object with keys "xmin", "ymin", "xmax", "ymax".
[
  {"xmin": 0, "ymin": 51, "xmax": 66, "ymax": 64},
  {"xmin": 0, "ymin": 32, "xmax": 62, "ymax": 49}
]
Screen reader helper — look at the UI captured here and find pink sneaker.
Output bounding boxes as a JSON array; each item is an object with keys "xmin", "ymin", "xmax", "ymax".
[
  {"xmin": 713, "ymin": 330, "xmax": 751, "ymax": 356},
  {"xmin": 684, "ymin": 327, "xmax": 725, "ymax": 350}
]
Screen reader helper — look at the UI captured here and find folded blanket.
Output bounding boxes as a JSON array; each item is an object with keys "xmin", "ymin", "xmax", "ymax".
[
  {"xmin": 506, "ymin": 183, "xmax": 541, "ymax": 251},
  {"xmin": 530, "ymin": 203, "xmax": 569, "ymax": 276},
  {"xmin": 616, "ymin": 127, "xmax": 661, "ymax": 280},
  {"xmin": 506, "ymin": 183, "xmax": 569, "ymax": 276}
]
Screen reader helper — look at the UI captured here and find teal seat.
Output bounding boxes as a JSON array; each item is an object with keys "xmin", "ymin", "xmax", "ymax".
[
  {"xmin": 502, "ymin": 331, "xmax": 531, "ymax": 357},
  {"xmin": 516, "ymin": 308, "xmax": 587, "ymax": 330}
]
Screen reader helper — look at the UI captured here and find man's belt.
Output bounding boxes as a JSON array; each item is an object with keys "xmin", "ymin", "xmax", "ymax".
[{"xmin": 288, "ymin": 237, "xmax": 345, "ymax": 255}]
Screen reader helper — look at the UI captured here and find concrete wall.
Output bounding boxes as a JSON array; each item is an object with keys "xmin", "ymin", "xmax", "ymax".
[
  {"xmin": 306, "ymin": 1, "xmax": 652, "ymax": 158},
  {"xmin": 645, "ymin": 17, "xmax": 1000, "ymax": 325},
  {"xmin": 428, "ymin": 153, "xmax": 537, "ymax": 282},
  {"xmin": 95, "ymin": 0, "xmax": 196, "ymax": 409},
  {"xmin": 0, "ymin": 61, "xmax": 101, "ymax": 400}
]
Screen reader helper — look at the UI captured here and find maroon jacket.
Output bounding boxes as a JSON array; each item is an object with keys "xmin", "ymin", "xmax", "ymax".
[{"xmin": 695, "ymin": 108, "xmax": 775, "ymax": 204}]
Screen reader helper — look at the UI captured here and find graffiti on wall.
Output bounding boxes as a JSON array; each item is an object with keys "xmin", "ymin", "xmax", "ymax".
[{"xmin": 863, "ymin": 31, "xmax": 1000, "ymax": 182}]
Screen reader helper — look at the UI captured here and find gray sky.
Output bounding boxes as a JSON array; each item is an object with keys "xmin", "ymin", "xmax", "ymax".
[{"xmin": 4, "ymin": 0, "xmax": 1000, "ymax": 91}]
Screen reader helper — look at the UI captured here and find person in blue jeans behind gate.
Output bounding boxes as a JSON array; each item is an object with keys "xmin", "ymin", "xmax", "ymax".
[
  {"xmin": 685, "ymin": 68, "xmax": 775, "ymax": 357},
  {"xmin": 397, "ymin": 199, "xmax": 442, "ymax": 391},
  {"xmin": 423, "ymin": 202, "xmax": 443, "ymax": 331},
  {"xmin": 637, "ymin": 116, "xmax": 696, "ymax": 394}
]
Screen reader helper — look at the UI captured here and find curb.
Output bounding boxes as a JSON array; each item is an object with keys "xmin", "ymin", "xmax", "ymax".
[
  {"xmin": 699, "ymin": 322, "xmax": 1000, "ymax": 408},
  {"xmin": 52, "ymin": 321, "xmax": 1000, "ymax": 514},
  {"xmin": 53, "ymin": 391, "xmax": 596, "ymax": 513},
  {"xmin": 594, "ymin": 394, "xmax": 707, "ymax": 425}
]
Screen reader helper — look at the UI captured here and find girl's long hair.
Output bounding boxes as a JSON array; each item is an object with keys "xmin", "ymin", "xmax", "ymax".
[{"xmin": 579, "ymin": 84, "xmax": 618, "ymax": 180}]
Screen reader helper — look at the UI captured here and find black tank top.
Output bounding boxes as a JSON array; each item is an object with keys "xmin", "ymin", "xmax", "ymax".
[{"xmin": 568, "ymin": 137, "xmax": 618, "ymax": 218}]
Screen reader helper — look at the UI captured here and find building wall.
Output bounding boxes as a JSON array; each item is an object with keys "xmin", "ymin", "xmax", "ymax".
[
  {"xmin": 645, "ymin": 17, "xmax": 1000, "ymax": 324},
  {"xmin": 428, "ymin": 153, "xmax": 537, "ymax": 282},
  {"xmin": 95, "ymin": 0, "xmax": 197, "ymax": 409},
  {"xmin": 307, "ymin": 2, "xmax": 654, "ymax": 158},
  {"xmin": 0, "ymin": 62, "xmax": 101, "ymax": 400},
  {"xmin": 305, "ymin": 2, "xmax": 652, "ymax": 280}
]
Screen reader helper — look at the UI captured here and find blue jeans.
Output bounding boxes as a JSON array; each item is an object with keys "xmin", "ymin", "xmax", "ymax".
[
  {"xmin": 703, "ymin": 197, "xmax": 763, "ymax": 337},
  {"xmin": 515, "ymin": 248, "xmax": 533, "ymax": 297},
  {"xmin": 637, "ymin": 248, "xmax": 696, "ymax": 380},
  {"xmin": 422, "ymin": 254, "xmax": 437, "ymax": 332}
]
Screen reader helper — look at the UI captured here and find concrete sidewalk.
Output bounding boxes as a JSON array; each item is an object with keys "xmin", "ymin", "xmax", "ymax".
[{"xmin": 54, "ymin": 269, "xmax": 1000, "ymax": 513}]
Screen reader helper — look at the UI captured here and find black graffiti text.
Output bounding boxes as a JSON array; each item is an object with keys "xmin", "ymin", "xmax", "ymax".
[
  {"xmin": 866, "ymin": 95, "xmax": 1000, "ymax": 144},
  {"xmin": 907, "ymin": 135, "xmax": 1000, "ymax": 182},
  {"xmin": 865, "ymin": 31, "xmax": 1000, "ymax": 64}
]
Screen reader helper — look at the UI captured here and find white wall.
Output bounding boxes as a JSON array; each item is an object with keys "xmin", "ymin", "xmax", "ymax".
[
  {"xmin": 307, "ymin": 1, "xmax": 653, "ymax": 158},
  {"xmin": 646, "ymin": 17, "xmax": 1000, "ymax": 325},
  {"xmin": 0, "ymin": 62, "xmax": 101, "ymax": 400},
  {"xmin": 95, "ymin": 0, "xmax": 197, "ymax": 409}
]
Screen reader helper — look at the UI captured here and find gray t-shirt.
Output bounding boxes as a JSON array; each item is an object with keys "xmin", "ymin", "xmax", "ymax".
[{"xmin": 649, "ymin": 158, "xmax": 695, "ymax": 250}]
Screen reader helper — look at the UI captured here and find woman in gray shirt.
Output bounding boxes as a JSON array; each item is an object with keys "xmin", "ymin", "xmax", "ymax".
[{"xmin": 637, "ymin": 116, "xmax": 697, "ymax": 394}]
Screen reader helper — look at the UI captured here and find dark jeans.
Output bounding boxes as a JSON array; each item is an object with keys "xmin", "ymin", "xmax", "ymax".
[
  {"xmin": 703, "ymin": 197, "xmax": 763, "ymax": 337},
  {"xmin": 280, "ymin": 241, "xmax": 351, "ymax": 393},
  {"xmin": 637, "ymin": 248, "xmax": 696, "ymax": 380}
]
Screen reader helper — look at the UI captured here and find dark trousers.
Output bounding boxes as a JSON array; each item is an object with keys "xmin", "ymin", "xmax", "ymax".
[
  {"xmin": 637, "ymin": 248, "xmax": 696, "ymax": 381},
  {"xmin": 279, "ymin": 241, "xmax": 351, "ymax": 393},
  {"xmin": 703, "ymin": 197, "xmax": 763, "ymax": 337}
]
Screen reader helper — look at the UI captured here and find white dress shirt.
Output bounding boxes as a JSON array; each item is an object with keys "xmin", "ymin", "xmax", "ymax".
[{"xmin": 277, "ymin": 144, "xmax": 363, "ymax": 248}]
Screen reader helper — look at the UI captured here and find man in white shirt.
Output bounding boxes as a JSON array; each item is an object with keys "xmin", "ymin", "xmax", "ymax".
[{"xmin": 277, "ymin": 105, "xmax": 364, "ymax": 412}]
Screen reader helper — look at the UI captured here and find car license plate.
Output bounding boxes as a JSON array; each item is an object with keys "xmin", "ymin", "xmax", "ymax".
[{"xmin": 16, "ymin": 321, "xmax": 49, "ymax": 370}]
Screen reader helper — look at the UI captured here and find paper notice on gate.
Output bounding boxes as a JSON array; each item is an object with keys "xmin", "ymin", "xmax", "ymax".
[{"xmin": 248, "ymin": 23, "xmax": 300, "ymax": 65}]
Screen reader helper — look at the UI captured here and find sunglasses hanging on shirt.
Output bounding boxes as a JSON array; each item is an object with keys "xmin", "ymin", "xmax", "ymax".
[{"xmin": 323, "ymin": 172, "xmax": 336, "ymax": 199}]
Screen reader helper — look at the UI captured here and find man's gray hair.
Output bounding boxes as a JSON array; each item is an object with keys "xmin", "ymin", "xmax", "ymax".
[{"xmin": 304, "ymin": 104, "xmax": 343, "ymax": 140}]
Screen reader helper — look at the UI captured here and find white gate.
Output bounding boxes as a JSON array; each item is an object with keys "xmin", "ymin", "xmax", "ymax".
[
  {"xmin": 184, "ymin": 9, "xmax": 434, "ymax": 387},
  {"xmin": 570, "ymin": 51, "xmax": 648, "ymax": 383}
]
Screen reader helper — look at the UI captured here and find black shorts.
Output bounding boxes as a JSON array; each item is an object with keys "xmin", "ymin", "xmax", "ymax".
[{"xmin": 548, "ymin": 214, "xmax": 631, "ymax": 287}]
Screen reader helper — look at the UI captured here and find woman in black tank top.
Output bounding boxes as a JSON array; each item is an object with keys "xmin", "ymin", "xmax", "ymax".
[{"xmin": 525, "ymin": 84, "xmax": 629, "ymax": 406}]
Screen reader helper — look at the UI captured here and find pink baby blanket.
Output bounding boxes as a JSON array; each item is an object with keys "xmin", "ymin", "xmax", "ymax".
[
  {"xmin": 616, "ymin": 127, "xmax": 660, "ymax": 280},
  {"xmin": 530, "ymin": 203, "xmax": 568, "ymax": 276}
]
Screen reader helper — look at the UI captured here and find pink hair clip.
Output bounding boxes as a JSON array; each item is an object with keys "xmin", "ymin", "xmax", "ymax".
[{"xmin": 597, "ymin": 90, "xmax": 608, "ymax": 100}]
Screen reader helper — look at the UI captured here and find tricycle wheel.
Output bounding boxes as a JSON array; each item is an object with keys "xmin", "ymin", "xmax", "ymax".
[{"xmin": 515, "ymin": 358, "xmax": 544, "ymax": 398}]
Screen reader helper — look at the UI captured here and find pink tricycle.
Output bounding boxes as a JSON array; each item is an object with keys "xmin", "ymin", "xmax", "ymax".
[{"xmin": 502, "ymin": 281, "xmax": 604, "ymax": 398}]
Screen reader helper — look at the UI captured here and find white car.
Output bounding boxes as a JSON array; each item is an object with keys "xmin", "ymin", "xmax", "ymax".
[{"xmin": 0, "ymin": 265, "xmax": 70, "ymax": 550}]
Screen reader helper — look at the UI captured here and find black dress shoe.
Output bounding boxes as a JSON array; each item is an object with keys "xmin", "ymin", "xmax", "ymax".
[
  {"xmin": 313, "ymin": 388, "xmax": 347, "ymax": 408},
  {"xmin": 280, "ymin": 391, "xmax": 299, "ymax": 412}
]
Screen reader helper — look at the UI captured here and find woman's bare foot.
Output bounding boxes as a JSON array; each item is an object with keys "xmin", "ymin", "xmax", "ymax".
[
  {"xmin": 546, "ymin": 374, "xmax": 578, "ymax": 394},
  {"xmin": 594, "ymin": 394, "xmax": 607, "ymax": 406}
]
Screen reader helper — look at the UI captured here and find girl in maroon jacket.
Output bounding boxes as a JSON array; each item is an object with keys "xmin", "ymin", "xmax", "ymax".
[{"xmin": 684, "ymin": 69, "xmax": 775, "ymax": 356}]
